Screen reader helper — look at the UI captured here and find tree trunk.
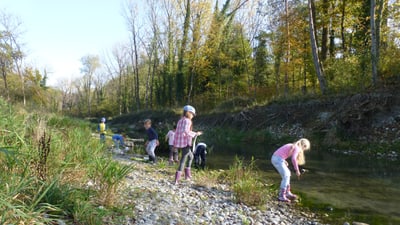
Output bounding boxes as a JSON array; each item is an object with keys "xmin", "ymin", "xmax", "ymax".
[
  {"xmin": 187, "ymin": 14, "xmax": 201, "ymax": 103},
  {"xmin": 321, "ymin": 0, "xmax": 329, "ymax": 62},
  {"xmin": 284, "ymin": 0, "xmax": 290, "ymax": 95},
  {"xmin": 340, "ymin": 0, "xmax": 346, "ymax": 55},
  {"xmin": 370, "ymin": 0, "xmax": 378, "ymax": 86},
  {"xmin": 176, "ymin": 0, "xmax": 191, "ymax": 104},
  {"xmin": 16, "ymin": 62, "xmax": 25, "ymax": 106},
  {"xmin": 127, "ymin": 6, "xmax": 141, "ymax": 111},
  {"xmin": 308, "ymin": 0, "xmax": 328, "ymax": 94},
  {"xmin": 1, "ymin": 64, "xmax": 10, "ymax": 101},
  {"xmin": 145, "ymin": 51, "xmax": 152, "ymax": 109},
  {"xmin": 118, "ymin": 69, "xmax": 123, "ymax": 115}
]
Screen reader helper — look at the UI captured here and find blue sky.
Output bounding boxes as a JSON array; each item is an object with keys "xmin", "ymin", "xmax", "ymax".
[{"xmin": 2, "ymin": 0, "xmax": 130, "ymax": 86}]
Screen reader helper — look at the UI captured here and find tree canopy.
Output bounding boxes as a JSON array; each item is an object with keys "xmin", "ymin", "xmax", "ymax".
[{"xmin": 1, "ymin": 0, "xmax": 400, "ymax": 116}]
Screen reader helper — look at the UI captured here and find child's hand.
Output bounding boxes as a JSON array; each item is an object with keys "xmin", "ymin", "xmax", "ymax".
[
  {"xmin": 197, "ymin": 131, "xmax": 203, "ymax": 136},
  {"xmin": 296, "ymin": 170, "xmax": 301, "ymax": 177}
]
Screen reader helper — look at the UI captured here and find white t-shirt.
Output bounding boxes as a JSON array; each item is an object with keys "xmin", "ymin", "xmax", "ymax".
[{"xmin": 166, "ymin": 130, "xmax": 175, "ymax": 146}]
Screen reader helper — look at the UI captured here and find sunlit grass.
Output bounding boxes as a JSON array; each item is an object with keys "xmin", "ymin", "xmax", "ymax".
[
  {"xmin": 193, "ymin": 156, "xmax": 273, "ymax": 208},
  {"xmin": 0, "ymin": 97, "xmax": 135, "ymax": 223},
  {"xmin": 224, "ymin": 156, "xmax": 272, "ymax": 207},
  {"xmin": 195, "ymin": 169, "xmax": 225, "ymax": 189}
]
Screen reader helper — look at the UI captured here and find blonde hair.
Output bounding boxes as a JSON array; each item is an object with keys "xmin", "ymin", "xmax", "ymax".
[
  {"xmin": 294, "ymin": 138, "xmax": 310, "ymax": 165},
  {"xmin": 144, "ymin": 119, "xmax": 152, "ymax": 125}
]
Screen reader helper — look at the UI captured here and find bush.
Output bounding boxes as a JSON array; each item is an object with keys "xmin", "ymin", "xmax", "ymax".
[
  {"xmin": 225, "ymin": 156, "xmax": 271, "ymax": 207},
  {"xmin": 88, "ymin": 157, "xmax": 134, "ymax": 207}
]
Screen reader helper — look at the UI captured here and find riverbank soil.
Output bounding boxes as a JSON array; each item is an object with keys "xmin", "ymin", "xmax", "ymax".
[
  {"xmin": 111, "ymin": 85, "xmax": 400, "ymax": 152},
  {"xmin": 197, "ymin": 87, "xmax": 400, "ymax": 149}
]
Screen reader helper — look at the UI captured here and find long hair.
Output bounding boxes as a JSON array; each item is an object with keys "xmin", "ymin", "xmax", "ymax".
[{"xmin": 294, "ymin": 138, "xmax": 311, "ymax": 165}]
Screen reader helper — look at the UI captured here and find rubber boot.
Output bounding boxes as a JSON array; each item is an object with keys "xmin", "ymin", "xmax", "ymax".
[
  {"xmin": 286, "ymin": 185, "xmax": 298, "ymax": 200},
  {"xmin": 174, "ymin": 171, "xmax": 182, "ymax": 185},
  {"xmin": 278, "ymin": 188, "xmax": 291, "ymax": 202},
  {"xmin": 184, "ymin": 167, "xmax": 192, "ymax": 180}
]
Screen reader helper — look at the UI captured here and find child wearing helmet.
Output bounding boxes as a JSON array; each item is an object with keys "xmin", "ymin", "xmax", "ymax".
[
  {"xmin": 173, "ymin": 105, "xmax": 202, "ymax": 184},
  {"xmin": 97, "ymin": 117, "xmax": 107, "ymax": 143},
  {"xmin": 271, "ymin": 138, "xmax": 311, "ymax": 202}
]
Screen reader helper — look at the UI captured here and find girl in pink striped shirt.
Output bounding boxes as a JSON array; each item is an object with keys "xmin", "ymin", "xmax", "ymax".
[
  {"xmin": 271, "ymin": 138, "xmax": 310, "ymax": 202},
  {"xmin": 173, "ymin": 105, "xmax": 202, "ymax": 185}
]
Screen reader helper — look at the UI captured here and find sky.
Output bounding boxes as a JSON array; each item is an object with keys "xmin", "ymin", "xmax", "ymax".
[{"xmin": 1, "ymin": 0, "xmax": 130, "ymax": 86}]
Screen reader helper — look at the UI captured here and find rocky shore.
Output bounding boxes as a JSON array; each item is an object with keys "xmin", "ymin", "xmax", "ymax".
[{"xmin": 115, "ymin": 155, "xmax": 325, "ymax": 225}]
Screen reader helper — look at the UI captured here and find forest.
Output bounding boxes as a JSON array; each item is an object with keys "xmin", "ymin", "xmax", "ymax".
[{"xmin": 1, "ymin": 0, "xmax": 400, "ymax": 116}]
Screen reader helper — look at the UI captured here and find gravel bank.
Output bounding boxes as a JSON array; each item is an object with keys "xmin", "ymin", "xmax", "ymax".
[{"xmin": 114, "ymin": 155, "xmax": 325, "ymax": 225}]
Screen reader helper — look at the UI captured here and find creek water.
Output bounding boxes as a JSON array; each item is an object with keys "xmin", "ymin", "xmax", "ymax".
[{"xmin": 205, "ymin": 142, "xmax": 400, "ymax": 223}]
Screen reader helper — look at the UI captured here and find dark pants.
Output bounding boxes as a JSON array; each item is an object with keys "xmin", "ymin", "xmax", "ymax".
[
  {"xmin": 177, "ymin": 146, "xmax": 193, "ymax": 171},
  {"xmin": 100, "ymin": 133, "xmax": 106, "ymax": 143},
  {"xmin": 194, "ymin": 145, "xmax": 206, "ymax": 169}
]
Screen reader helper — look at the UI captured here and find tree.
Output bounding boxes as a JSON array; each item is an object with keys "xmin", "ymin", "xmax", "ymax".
[
  {"xmin": 370, "ymin": 0, "xmax": 388, "ymax": 86},
  {"xmin": 0, "ymin": 11, "xmax": 24, "ymax": 102},
  {"xmin": 103, "ymin": 44, "xmax": 130, "ymax": 115},
  {"xmin": 141, "ymin": 0, "xmax": 164, "ymax": 109},
  {"xmin": 0, "ymin": 32, "xmax": 12, "ymax": 101},
  {"xmin": 254, "ymin": 32, "xmax": 268, "ymax": 89},
  {"xmin": 371, "ymin": 0, "xmax": 378, "ymax": 86},
  {"xmin": 176, "ymin": 0, "xmax": 191, "ymax": 104},
  {"xmin": 80, "ymin": 55, "xmax": 100, "ymax": 116},
  {"xmin": 308, "ymin": 0, "xmax": 327, "ymax": 94},
  {"xmin": 124, "ymin": 1, "xmax": 141, "ymax": 111}
]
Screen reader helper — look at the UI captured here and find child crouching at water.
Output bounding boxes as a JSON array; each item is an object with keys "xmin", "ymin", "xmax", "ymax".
[
  {"xmin": 173, "ymin": 105, "xmax": 202, "ymax": 184},
  {"xmin": 271, "ymin": 138, "xmax": 310, "ymax": 202}
]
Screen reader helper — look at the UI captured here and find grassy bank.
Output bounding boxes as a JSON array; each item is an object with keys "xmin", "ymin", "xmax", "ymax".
[{"xmin": 0, "ymin": 99, "xmax": 133, "ymax": 224}]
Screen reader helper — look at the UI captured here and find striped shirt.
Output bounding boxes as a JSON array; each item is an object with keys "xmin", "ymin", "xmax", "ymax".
[{"xmin": 173, "ymin": 117, "xmax": 197, "ymax": 148}]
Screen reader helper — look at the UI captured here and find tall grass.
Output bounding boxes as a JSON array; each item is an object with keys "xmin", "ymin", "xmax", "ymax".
[
  {"xmin": 0, "ymin": 98, "xmax": 133, "ymax": 223},
  {"xmin": 88, "ymin": 157, "xmax": 133, "ymax": 206},
  {"xmin": 225, "ymin": 156, "xmax": 271, "ymax": 207}
]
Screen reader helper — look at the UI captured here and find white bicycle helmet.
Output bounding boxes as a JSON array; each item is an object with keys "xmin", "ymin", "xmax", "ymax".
[{"xmin": 183, "ymin": 105, "xmax": 196, "ymax": 116}]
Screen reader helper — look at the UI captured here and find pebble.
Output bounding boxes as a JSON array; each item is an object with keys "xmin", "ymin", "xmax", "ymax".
[{"xmin": 115, "ymin": 156, "xmax": 326, "ymax": 225}]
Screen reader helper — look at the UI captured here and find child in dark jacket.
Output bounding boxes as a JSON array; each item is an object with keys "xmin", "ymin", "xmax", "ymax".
[
  {"xmin": 194, "ymin": 142, "xmax": 207, "ymax": 169},
  {"xmin": 144, "ymin": 119, "xmax": 159, "ymax": 163}
]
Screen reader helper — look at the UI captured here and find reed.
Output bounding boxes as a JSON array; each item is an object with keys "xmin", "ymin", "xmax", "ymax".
[{"xmin": 0, "ymin": 98, "xmax": 134, "ymax": 223}]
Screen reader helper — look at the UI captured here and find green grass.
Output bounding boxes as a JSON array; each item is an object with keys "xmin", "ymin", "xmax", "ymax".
[
  {"xmin": 0, "ymin": 98, "xmax": 136, "ymax": 224},
  {"xmin": 223, "ymin": 156, "xmax": 272, "ymax": 207}
]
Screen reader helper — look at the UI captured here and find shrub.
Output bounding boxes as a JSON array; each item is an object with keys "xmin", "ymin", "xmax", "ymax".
[
  {"xmin": 225, "ymin": 156, "xmax": 271, "ymax": 207},
  {"xmin": 88, "ymin": 157, "xmax": 134, "ymax": 206}
]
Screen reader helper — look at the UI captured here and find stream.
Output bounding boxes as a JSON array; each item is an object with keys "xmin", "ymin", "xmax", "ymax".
[{"xmin": 205, "ymin": 142, "xmax": 400, "ymax": 224}]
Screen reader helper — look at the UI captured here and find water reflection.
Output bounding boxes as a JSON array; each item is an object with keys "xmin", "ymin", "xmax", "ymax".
[{"xmin": 206, "ymin": 142, "xmax": 400, "ymax": 222}]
